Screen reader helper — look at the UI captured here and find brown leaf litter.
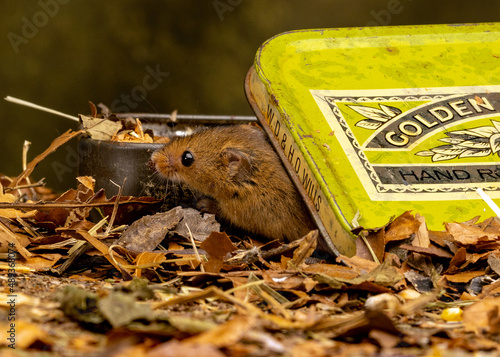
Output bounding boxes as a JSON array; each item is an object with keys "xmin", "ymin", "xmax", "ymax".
[{"xmin": 2, "ymin": 128, "xmax": 500, "ymax": 356}]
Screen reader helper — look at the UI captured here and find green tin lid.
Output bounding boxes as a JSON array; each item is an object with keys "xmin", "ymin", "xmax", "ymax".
[{"xmin": 245, "ymin": 23, "xmax": 500, "ymax": 257}]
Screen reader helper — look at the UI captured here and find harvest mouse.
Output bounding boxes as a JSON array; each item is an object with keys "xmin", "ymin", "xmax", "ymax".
[{"xmin": 151, "ymin": 124, "xmax": 315, "ymax": 242}]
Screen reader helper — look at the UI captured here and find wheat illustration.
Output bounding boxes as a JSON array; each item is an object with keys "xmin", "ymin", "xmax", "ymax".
[
  {"xmin": 416, "ymin": 120, "xmax": 500, "ymax": 162},
  {"xmin": 350, "ymin": 104, "xmax": 401, "ymax": 130}
]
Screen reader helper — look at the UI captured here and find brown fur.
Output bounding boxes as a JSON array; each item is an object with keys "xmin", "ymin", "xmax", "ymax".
[{"xmin": 151, "ymin": 124, "xmax": 315, "ymax": 242}]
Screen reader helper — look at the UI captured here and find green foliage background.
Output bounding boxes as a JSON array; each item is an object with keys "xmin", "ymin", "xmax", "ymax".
[{"xmin": 1, "ymin": 0, "xmax": 499, "ymax": 191}]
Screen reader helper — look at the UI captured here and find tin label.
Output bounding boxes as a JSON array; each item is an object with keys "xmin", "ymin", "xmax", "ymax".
[{"xmin": 311, "ymin": 86, "xmax": 500, "ymax": 201}]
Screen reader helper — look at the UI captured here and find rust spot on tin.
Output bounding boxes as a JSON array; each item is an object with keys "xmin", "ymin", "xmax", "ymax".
[
  {"xmin": 329, "ymin": 131, "xmax": 335, "ymax": 136},
  {"xmin": 387, "ymin": 46, "xmax": 399, "ymax": 54}
]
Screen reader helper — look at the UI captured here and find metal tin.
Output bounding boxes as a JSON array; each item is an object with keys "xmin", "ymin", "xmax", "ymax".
[
  {"xmin": 78, "ymin": 115, "xmax": 256, "ymax": 199},
  {"xmin": 245, "ymin": 23, "xmax": 500, "ymax": 257}
]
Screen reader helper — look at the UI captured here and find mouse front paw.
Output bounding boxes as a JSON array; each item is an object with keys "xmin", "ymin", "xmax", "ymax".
[{"xmin": 196, "ymin": 196, "xmax": 219, "ymax": 215}]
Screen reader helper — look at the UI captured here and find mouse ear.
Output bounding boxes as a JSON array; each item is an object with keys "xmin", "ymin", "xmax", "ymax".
[{"xmin": 221, "ymin": 147, "xmax": 253, "ymax": 182}]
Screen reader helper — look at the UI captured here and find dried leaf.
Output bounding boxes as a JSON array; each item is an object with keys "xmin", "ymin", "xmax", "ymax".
[
  {"xmin": 134, "ymin": 251, "xmax": 167, "ymax": 277},
  {"xmin": 288, "ymin": 230, "xmax": 317, "ymax": 268},
  {"xmin": 399, "ymin": 244, "xmax": 453, "ymax": 259},
  {"xmin": 76, "ymin": 176, "xmax": 95, "ymax": 191},
  {"xmin": 172, "ymin": 208, "xmax": 221, "ymax": 242},
  {"xmin": 21, "ymin": 254, "xmax": 63, "ymax": 271},
  {"xmin": 148, "ymin": 340, "xmax": 225, "ymax": 357},
  {"xmin": 444, "ymin": 270, "xmax": 485, "ymax": 283},
  {"xmin": 404, "ymin": 270, "xmax": 434, "ymax": 293},
  {"xmin": 78, "ymin": 230, "xmax": 132, "ymax": 278},
  {"xmin": 361, "ymin": 260, "xmax": 405, "ymax": 287},
  {"xmin": 117, "ymin": 206, "xmax": 185, "ymax": 251},
  {"xmin": 0, "ymin": 184, "xmax": 37, "ymax": 219},
  {"xmin": 56, "ymin": 285, "xmax": 105, "ymax": 325},
  {"xmin": 0, "ymin": 320, "xmax": 51, "ymax": 349},
  {"xmin": 79, "ymin": 114, "xmax": 122, "ymax": 140},
  {"xmin": 10, "ymin": 129, "xmax": 85, "ymax": 187},
  {"xmin": 201, "ymin": 232, "xmax": 238, "ymax": 273},
  {"xmin": 385, "ymin": 211, "xmax": 421, "ymax": 243},
  {"xmin": 34, "ymin": 180, "xmax": 96, "ymax": 227},
  {"xmin": 338, "ymin": 255, "xmax": 379, "ymax": 275},
  {"xmin": 488, "ymin": 254, "xmax": 500, "ymax": 276},
  {"xmin": 118, "ymin": 207, "xmax": 220, "ymax": 252},
  {"xmin": 369, "ymin": 329, "xmax": 400, "ymax": 349},
  {"xmin": 444, "ymin": 247, "xmax": 468, "ymax": 274},
  {"xmin": 356, "ymin": 227, "xmax": 385, "ymax": 262},
  {"xmin": 412, "ymin": 214, "xmax": 430, "ymax": 248},
  {"xmin": 463, "ymin": 297, "xmax": 500, "ymax": 334},
  {"xmin": 304, "ymin": 263, "xmax": 359, "ymax": 280},
  {"xmin": 321, "ymin": 259, "xmax": 403, "ymax": 289},
  {"xmin": 313, "ymin": 272, "xmax": 345, "ymax": 290},
  {"xmin": 97, "ymin": 292, "xmax": 154, "ymax": 328},
  {"xmin": 446, "ymin": 222, "xmax": 499, "ymax": 245},
  {"xmin": 0, "ymin": 221, "xmax": 32, "ymax": 259}
]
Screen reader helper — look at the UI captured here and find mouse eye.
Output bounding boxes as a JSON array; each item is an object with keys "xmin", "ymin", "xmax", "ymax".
[{"xmin": 181, "ymin": 150, "xmax": 194, "ymax": 167}]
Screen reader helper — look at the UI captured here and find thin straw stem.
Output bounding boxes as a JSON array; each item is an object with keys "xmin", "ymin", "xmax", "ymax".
[{"xmin": 4, "ymin": 96, "xmax": 79, "ymax": 122}]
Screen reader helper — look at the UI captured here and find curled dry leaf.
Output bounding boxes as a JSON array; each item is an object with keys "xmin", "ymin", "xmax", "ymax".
[
  {"xmin": 117, "ymin": 206, "xmax": 220, "ymax": 252},
  {"xmin": 9, "ymin": 129, "xmax": 85, "ymax": 188},
  {"xmin": 288, "ymin": 230, "xmax": 318, "ymax": 268},
  {"xmin": 79, "ymin": 114, "xmax": 122, "ymax": 141},
  {"xmin": 385, "ymin": 211, "xmax": 421, "ymax": 243},
  {"xmin": 446, "ymin": 222, "xmax": 499, "ymax": 245}
]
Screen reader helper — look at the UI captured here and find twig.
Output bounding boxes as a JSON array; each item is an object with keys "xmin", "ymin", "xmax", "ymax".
[
  {"xmin": 0, "ymin": 200, "xmax": 156, "ymax": 209},
  {"xmin": 0, "ymin": 220, "xmax": 33, "ymax": 259},
  {"xmin": 53, "ymin": 242, "xmax": 92, "ymax": 276},
  {"xmin": 185, "ymin": 222, "xmax": 205, "ymax": 273},
  {"xmin": 16, "ymin": 217, "xmax": 41, "ymax": 238},
  {"xmin": 4, "ymin": 179, "xmax": 45, "ymax": 192},
  {"xmin": 89, "ymin": 216, "xmax": 109, "ymax": 236},
  {"xmin": 22, "ymin": 140, "xmax": 30, "ymax": 172},
  {"xmin": 105, "ymin": 179, "xmax": 126, "ymax": 236},
  {"xmin": 360, "ymin": 233, "xmax": 380, "ymax": 264},
  {"xmin": 225, "ymin": 239, "xmax": 304, "ymax": 266},
  {"xmin": 20, "ymin": 140, "xmax": 37, "ymax": 198},
  {"xmin": 5, "ymin": 96, "xmax": 79, "ymax": 122}
]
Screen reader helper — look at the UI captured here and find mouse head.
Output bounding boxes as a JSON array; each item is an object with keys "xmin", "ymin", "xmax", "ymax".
[{"xmin": 151, "ymin": 126, "xmax": 258, "ymax": 197}]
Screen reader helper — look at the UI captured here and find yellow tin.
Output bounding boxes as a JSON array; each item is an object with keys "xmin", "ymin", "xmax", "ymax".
[{"xmin": 245, "ymin": 23, "xmax": 500, "ymax": 257}]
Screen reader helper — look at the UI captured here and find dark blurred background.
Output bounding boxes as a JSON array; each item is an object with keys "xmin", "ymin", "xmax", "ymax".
[{"xmin": 2, "ymin": 0, "xmax": 500, "ymax": 192}]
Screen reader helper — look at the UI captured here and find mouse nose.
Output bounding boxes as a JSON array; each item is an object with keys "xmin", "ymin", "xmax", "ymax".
[{"xmin": 151, "ymin": 151, "xmax": 175, "ymax": 176}]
